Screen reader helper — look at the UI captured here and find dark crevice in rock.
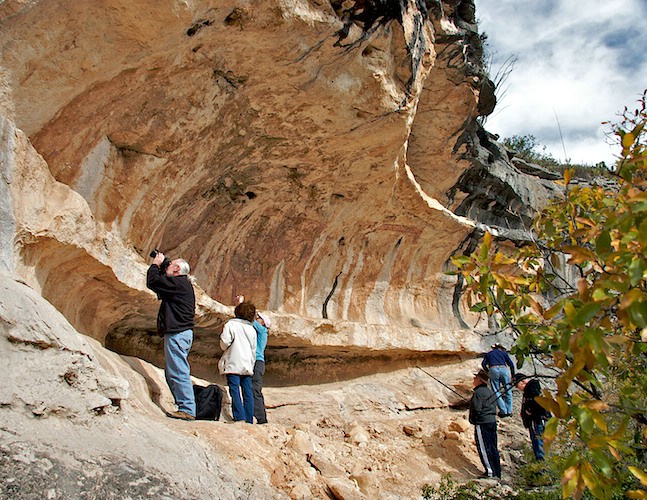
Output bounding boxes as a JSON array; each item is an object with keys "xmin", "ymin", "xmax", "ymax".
[
  {"xmin": 224, "ymin": 8, "xmax": 252, "ymax": 29},
  {"xmin": 212, "ymin": 69, "xmax": 247, "ymax": 90},
  {"xmin": 432, "ymin": 0, "xmax": 494, "ymax": 115},
  {"xmin": 477, "ymin": 78, "xmax": 496, "ymax": 116},
  {"xmin": 454, "ymin": 168, "xmax": 530, "ymax": 228},
  {"xmin": 447, "ymin": 230, "xmax": 482, "ymax": 329},
  {"xmin": 266, "ymin": 401, "xmax": 301, "ymax": 409},
  {"xmin": 105, "ymin": 320, "xmax": 472, "ymax": 387},
  {"xmin": 510, "ymin": 157, "xmax": 562, "ymax": 180},
  {"xmin": 264, "ymin": 350, "xmax": 468, "ymax": 386},
  {"xmin": 322, "ymin": 271, "xmax": 342, "ymax": 319},
  {"xmin": 7, "ymin": 336, "xmax": 56, "ymax": 350},
  {"xmin": 331, "ymin": 1, "xmax": 433, "ymax": 101},
  {"xmin": 186, "ymin": 19, "xmax": 213, "ymax": 37},
  {"xmin": 399, "ymin": 4, "xmax": 430, "ymax": 100},
  {"xmin": 404, "ymin": 402, "xmax": 468, "ymax": 411},
  {"xmin": 7, "ymin": 334, "xmax": 92, "ymax": 360},
  {"xmin": 106, "ymin": 138, "xmax": 166, "ymax": 159},
  {"xmin": 331, "ymin": 0, "xmax": 404, "ymax": 43}
]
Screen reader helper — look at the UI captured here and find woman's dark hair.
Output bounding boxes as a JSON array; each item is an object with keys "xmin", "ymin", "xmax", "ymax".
[{"xmin": 234, "ymin": 301, "xmax": 256, "ymax": 322}]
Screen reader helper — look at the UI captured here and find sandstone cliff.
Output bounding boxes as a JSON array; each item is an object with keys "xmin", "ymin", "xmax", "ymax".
[{"xmin": 0, "ymin": 0, "xmax": 557, "ymax": 497}]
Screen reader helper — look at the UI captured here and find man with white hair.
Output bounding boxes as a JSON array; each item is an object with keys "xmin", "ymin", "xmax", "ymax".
[{"xmin": 147, "ymin": 251, "xmax": 196, "ymax": 421}]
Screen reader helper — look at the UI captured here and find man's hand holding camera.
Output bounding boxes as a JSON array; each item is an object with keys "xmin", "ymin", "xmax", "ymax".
[
  {"xmin": 152, "ymin": 251, "xmax": 166, "ymax": 267},
  {"xmin": 150, "ymin": 248, "xmax": 172, "ymax": 275}
]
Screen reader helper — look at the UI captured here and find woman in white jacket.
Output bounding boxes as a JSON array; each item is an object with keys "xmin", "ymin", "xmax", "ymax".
[{"xmin": 219, "ymin": 301, "xmax": 257, "ymax": 423}]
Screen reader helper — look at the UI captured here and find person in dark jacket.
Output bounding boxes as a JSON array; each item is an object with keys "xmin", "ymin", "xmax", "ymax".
[
  {"xmin": 147, "ymin": 252, "xmax": 196, "ymax": 421},
  {"xmin": 469, "ymin": 369, "xmax": 501, "ymax": 479},
  {"xmin": 482, "ymin": 343, "xmax": 516, "ymax": 417},
  {"xmin": 514, "ymin": 373, "xmax": 551, "ymax": 460},
  {"xmin": 252, "ymin": 311, "xmax": 270, "ymax": 424}
]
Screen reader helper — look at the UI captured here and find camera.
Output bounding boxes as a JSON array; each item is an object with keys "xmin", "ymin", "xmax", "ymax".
[{"xmin": 150, "ymin": 249, "xmax": 171, "ymax": 273}]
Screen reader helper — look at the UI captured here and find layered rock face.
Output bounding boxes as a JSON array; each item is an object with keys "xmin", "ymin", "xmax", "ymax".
[
  {"xmin": 1, "ymin": 0, "xmax": 558, "ymax": 383},
  {"xmin": 0, "ymin": 0, "xmax": 562, "ymax": 497}
]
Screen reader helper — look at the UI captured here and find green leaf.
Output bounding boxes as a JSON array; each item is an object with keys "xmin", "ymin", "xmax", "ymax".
[
  {"xmin": 590, "ymin": 450, "xmax": 613, "ymax": 477},
  {"xmin": 545, "ymin": 301, "xmax": 564, "ymax": 319},
  {"xmin": 451, "ymin": 255, "xmax": 472, "ymax": 266},
  {"xmin": 470, "ymin": 302, "xmax": 489, "ymax": 313},
  {"xmin": 595, "ymin": 230, "xmax": 612, "ymax": 254},
  {"xmin": 639, "ymin": 218, "xmax": 647, "ymax": 247},
  {"xmin": 573, "ymin": 302, "xmax": 601, "ymax": 326},
  {"xmin": 576, "ymin": 407, "xmax": 595, "ymax": 435},
  {"xmin": 628, "ymin": 301, "xmax": 647, "ymax": 328},
  {"xmin": 592, "ymin": 288, "xmax": 611, "ymax": 301},
  {"xmin": 628, "ymin": 257, "xmax": 646, "ymax": 287},
  {"xmin": 543, "ymin": 417, "xmax": 559, "ymax": 443}
]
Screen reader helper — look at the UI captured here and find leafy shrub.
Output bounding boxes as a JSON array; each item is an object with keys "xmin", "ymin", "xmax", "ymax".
[{"xmin": 450, "ymin": 92, "xmax": 647, "ymax": 499}]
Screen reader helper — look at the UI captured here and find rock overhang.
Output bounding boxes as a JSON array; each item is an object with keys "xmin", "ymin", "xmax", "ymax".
[{"xmin": 0, "ymin": 0, "xmax": 555, "ymax": 383}]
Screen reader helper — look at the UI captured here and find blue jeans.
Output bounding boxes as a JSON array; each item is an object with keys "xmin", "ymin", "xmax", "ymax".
[
  {"xmin": 489, "ymin": 365, "xmax": 513, "ymax": 415},
  {"xmin": 164, "ymin": 330, "xmax": 196, "ymax": 416},
  {"xmin": 226, "ymin": 374, "xmax": 254, "ymax": 423},
  {"xmin": 530, "ymin": 419, "xmax": 546, "ymax": 460}
]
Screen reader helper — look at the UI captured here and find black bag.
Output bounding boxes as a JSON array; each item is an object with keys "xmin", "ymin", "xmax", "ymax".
[{"xmin": 193, "ymin": 384, "xmax": 223, "ymax": 421}]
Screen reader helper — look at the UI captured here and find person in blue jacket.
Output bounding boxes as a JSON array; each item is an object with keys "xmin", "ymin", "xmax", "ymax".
[
  {"xmin": 252, "ymin": 311, "xmax": 271, "ymax": 424},
  {"xmin": 481, "ymin": 343, "xmax": 516, "ymax": 417}
]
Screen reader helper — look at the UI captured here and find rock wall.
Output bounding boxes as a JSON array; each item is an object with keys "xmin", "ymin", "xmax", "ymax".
[
  {"xmin": 0, "ymin": 0, "xmax": 559, "ymax": 380},
  {"xmin": 0, "ymin": 0, "xmax": 560, "ymax": 496},
  {"xmin": 0, "ymin": 0, "xmax": 563, "ymax": 382}
]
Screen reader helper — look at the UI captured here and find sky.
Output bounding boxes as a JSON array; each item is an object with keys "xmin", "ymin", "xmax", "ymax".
[{"xmin": 476, "ymin": 0, "xmax": 647, "ymax": 166}]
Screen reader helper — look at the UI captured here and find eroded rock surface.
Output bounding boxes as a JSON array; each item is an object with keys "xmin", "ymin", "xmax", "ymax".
[
  {"xmin": 0, "ymin": 269, "xmax": 529, "ymax": 498},
  {"xmin": 1, "ymin": 0, "xmax": 556, "ymax": 496},
  {"xmin": 1, "ymin": 0, "xmax": 558, "ymax": 370}
]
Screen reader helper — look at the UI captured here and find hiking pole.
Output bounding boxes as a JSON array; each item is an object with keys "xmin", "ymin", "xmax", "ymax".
[{"xmin": 416, "ymin": 366, "xmax": 470, "ymax": 402}]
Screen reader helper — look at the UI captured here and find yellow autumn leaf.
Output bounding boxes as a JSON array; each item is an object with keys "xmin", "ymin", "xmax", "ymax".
[
  {"xmin": 581, "ymin": 399, "xmax": 610, "ymax": 412},
  {"xmin": 483, "ymin": 231, "xmax": 492, "ymax": 249},
  {"xmin": 564, "ymin": 168, "xmax": 574, "ymax": 185},
  {"xmin": 608, "ymin": 444, "xmax": 621, "ymax": 460},
  {"xmin": 493, "ymin": 253, "xmax": 517, "ymax": 265},
  {"xmin": 564, "ymin": 301, "xmax": 576, "ymax": 320},
  {"xmin": 622, "ymin": 132, "xmax": 636, "ymax": 148},
  {"xmin": 493, "ymin": 273, "xmax": 512, "ymax": 289},
  {"xmin": 629, "ymin": 466, "xmax": 647, "ymax": 486},
  {"xmin": 591, "ymin": 411, "xmax": 608, "ymax": 433}
]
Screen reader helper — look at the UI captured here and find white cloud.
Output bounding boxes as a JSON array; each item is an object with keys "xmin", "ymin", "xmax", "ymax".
[{"xmin": 477, "ymin": 0, "xmax": 647, "ymax": 166}]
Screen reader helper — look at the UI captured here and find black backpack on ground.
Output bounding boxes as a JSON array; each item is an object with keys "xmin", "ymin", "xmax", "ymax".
[{"xmin": 193, "ymin": 384, "xmax": 223, "ymax": 421}]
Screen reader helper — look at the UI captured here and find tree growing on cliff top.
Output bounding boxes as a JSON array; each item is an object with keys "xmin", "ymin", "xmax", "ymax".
[{"xmin": 450, "ymin": 92, "xmax": 647, "ymax": 499}]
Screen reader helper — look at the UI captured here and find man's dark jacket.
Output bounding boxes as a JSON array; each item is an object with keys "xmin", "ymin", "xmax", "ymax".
[
  {"xmin": 469, "ymin": 383, "xmax": 497, "ymax": 425},
  {"xmin": 146, "ymin": 264, "xmax": 195, "ymax": 334},
  {"xmin": 521, "ymin": 379, "xmax": 551, "ymax": 428}
]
